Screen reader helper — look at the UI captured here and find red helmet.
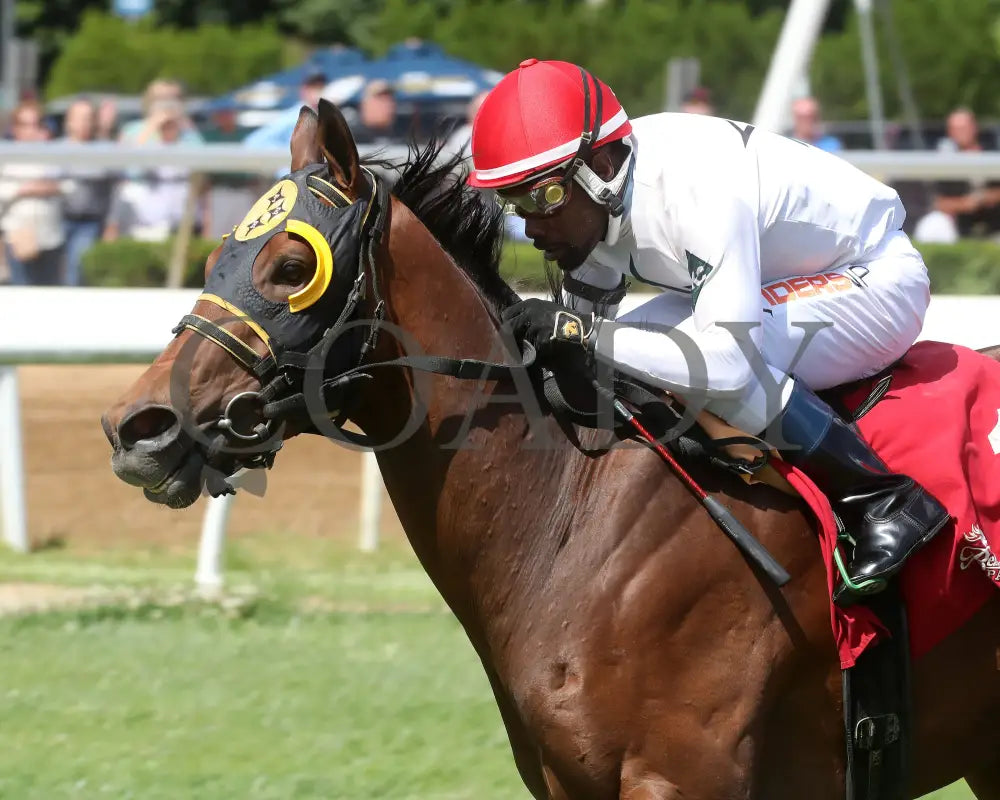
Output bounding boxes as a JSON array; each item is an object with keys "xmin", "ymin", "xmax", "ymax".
[{"xmin": 467, "ymin": 59, "xmax": 632, "ymax": 189}]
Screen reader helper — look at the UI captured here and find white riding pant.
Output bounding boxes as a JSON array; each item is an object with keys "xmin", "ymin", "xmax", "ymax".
[{"xmin": 614, "ymin": 230, "xmax": 931, "ymax": 434}]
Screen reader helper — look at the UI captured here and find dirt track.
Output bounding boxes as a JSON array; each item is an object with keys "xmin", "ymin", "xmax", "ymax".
[{"xmin": 17, "ymin": 365, "xmax": 405, "ymax": 551}]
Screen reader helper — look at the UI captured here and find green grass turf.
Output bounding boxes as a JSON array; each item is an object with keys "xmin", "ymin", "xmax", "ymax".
[
  {"xmin": 0, "ymin": 608, "xmax": 525, "ymax": 799},
  {"xmin": 0, "ymin": 535, "xmax": 977, "ymax": 799}
]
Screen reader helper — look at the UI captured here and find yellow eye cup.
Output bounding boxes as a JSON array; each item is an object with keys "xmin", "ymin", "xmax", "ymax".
[{"xmin": 286, "ymin": 219, "xmax": 335, "ymax": 313}]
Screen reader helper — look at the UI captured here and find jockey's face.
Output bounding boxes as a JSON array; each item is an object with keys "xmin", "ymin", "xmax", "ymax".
[{"xmin": 509, "ymin": 146, "xmax": 619, "ymax": 272}]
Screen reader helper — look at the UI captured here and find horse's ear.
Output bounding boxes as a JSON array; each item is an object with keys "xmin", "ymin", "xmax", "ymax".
[
  {"xmin": 316, "ymin": 98, "xmax": 363, "ymax": 194},
  {"xmin": 290, "ymin": 106, "xmax": 321, "ymax": 172}
]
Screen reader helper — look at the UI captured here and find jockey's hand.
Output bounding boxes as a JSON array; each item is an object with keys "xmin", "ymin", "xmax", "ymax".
[{"xmin": 501, "ymin": 298, "xmax": 595, "ymax": 355}]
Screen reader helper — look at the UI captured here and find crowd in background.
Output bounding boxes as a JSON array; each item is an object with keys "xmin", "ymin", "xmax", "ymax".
[
  {"xmin": 678, "ymin": 85, "xmax": 1000, "ymax": 247},
  {"xmin": 1, "ymin": 71, "xmax": 998, "ymax": 287},
  {"xmin": 0, "ymin": 70, "xmax": 430, "ymax": 287}
]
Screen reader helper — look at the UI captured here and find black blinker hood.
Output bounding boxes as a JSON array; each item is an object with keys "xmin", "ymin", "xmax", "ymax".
[{"xmin": 202, "ymin": 163, "xmax": 369, "ymax": 354}]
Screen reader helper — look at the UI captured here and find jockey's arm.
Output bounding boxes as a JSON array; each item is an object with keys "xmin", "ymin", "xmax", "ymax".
[{"xmin": 589, "ymin": 190, "xmax": 763, "ymax": 400}]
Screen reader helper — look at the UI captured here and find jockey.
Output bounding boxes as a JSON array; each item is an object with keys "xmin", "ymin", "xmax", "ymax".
[{"xmin": 467, "ymin": 58, "xmax": 950, "ymax": 604}]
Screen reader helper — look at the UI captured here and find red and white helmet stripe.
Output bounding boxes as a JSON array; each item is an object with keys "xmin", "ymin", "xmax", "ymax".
[
  {"xmin": 472, "ymin": 107, "xmax": 630, "ymax": 184},
  {"xmin": 467, "ymin": 59, "xmax": 632, "ymax": 190}
]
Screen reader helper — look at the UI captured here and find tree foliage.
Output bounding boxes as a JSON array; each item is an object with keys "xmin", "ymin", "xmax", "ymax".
[
  {"xmin": 26, "ymin": 0, "xmax": 1000, "ymax": 124},
  {"xmin": 812, "ymin": 0, "xmax": 1000, "ymax": 120},
  {"xmin": 19, "ymin": 0, "xmax": 288, "ymax": 98},
  {"xmin": 368, "ymin": 0, "xmax": 784, "ymax": 119},
  {"xmin": 364, "ymin": 0, "xmax": 1000, "ymax": 123},
  {"xmin": 272, "ymin": 0, "xmax": 381, "ymax": 50},
  {"xmin": 45, "ymin": 12, "xmax": 285, "ymax": 98}
]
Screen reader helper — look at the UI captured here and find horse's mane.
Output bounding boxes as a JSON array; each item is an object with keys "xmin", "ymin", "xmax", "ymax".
[{"xmin": 368, "ymin": 132, "xmax": 521, "ymax": 313}]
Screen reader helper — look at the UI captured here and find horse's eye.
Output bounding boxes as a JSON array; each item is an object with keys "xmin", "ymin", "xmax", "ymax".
[{"xmin": 275, "ymin": 259, "xmax": 307, "ymax": 287}]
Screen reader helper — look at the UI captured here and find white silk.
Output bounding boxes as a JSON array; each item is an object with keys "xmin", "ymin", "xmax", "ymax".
[
  {"xmin": 560, "ymin": 112, "xmax": 926, "ymax": 433},
  {"xmin": 606, "ymin": 231, "xmax": 929, "ymax": 434}
]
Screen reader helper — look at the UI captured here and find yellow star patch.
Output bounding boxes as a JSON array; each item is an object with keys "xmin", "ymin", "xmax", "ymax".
[{"xmin": 235, "ymin": 179, "xmax": 299, "ymax": 241}]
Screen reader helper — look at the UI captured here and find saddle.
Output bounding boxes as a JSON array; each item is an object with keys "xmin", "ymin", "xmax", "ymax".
[{"xmin": 538, "ymin": 360, "xmax": 912, "ymax": 800}]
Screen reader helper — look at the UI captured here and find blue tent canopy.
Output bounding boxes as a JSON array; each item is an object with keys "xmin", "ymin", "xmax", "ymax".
[
  {"xmin": 205, "ymin": 47, "xmax": 370, "ymax": 114},
  {"xmin": 342, "ymin": 40, "xmax": 503, "ymax": 105}
]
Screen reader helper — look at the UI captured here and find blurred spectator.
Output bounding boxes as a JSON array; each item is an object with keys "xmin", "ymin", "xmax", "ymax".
[
  {"xmin": 914, "ymin": 107, "xmax": 1000, "ymax": 244},
  {"xmin": 96, "ymin": 97, "xmax": 120, "ymax": 141},
  {"xmin": 0, "ymin": 100, "xmax": 65, "ymax": 285},
  {"xmin": 202, "ymin": 100, "xmax": 263, "ymax": 239},
  {"xmin": 790, "ymin": 96, "xmax": 843, "ymax": 153},
  {"xmin": 16, "ymin": 88, "xmax": 58, "ymax": 138},
  {"xmin": 243, "ymin": 69, "xmax": 328, "ymax": 151},
  {"xmin": 119, "ymin": 79, "xmax": 203, "ymax": 146},
  {"xmin": 203, "ymin": 105, "xmax": 242, "ymax": 144},
  {"xmin": 106, "ymin": 103, "xmax": 198, "ymax": 242},
  {"xmin": 440, "ymin": 90, "xmax": 489, "ymax": 162},
  {"xmin": 107, "ymin": 79, "xmax": 204, "ymax": 242},
  {"xmin": 936, "ymin": 107, "xmax": 985, "ymax": 153},
  {"xmin": 58, "ymin": 98, "xmax": 116, "ymax": 285},
  {"xmin": 243, "ymin": 69, "xmax": 329, "ymax": 178},
  {"xmin": 351, "ymin": 80, "xmax": 401, "ymax": 146},
  {"xmin": 680, "ymin": 87, "xmax": 715, "ymax": 116}
]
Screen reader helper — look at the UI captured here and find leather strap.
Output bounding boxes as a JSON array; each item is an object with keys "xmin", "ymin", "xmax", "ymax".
[
  {"xmin": 172, "ymin": 314, "xmax": 277, "ymax": 382},
  {"xmin": 563, "ymin": 273, "xmax": 628, "ymax": 307}
]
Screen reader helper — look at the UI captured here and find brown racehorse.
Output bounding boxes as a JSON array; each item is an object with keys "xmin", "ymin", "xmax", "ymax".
[{"xmin": 101, "ymin": 101, "xmax": 1000, "ymax": 800}]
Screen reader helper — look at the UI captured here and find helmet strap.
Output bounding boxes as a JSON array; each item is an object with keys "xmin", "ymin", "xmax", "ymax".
[
  {"xmin": 561, "ymin": 66, "xmax": 631, "ymax": 241},
  {"xmin": 578, "ymin": 142, "xmax": 632, "ymax": 247},
  {"xmin": 563, "ymin": 66, "xmax": 602, "ymax": 185},
  {"xmin": 571, "ymin": 137, "xmax": 632, "ymax": 217}
]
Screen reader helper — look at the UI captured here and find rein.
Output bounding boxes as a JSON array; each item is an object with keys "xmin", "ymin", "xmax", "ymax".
[
  {"xmin": 170, "ymin": 166, "xmax": 756, "ymax": 464},
  {"xmin": 171, "ymin": 168, "xmax": 540, "ymax": 459},
  {"xmin": 168, "ymin": 163, "xmax": 789, "ymax": 585}
]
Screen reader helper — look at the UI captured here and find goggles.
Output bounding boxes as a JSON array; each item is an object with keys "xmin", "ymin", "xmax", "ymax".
[{"xmin": 498, "ymin": 174, "xmax": 572, "ymax": 217}]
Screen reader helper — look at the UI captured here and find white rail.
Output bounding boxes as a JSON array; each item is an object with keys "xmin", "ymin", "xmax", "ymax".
[
  {"xmin": 2, "ymin": 142, "xmax": 1000, "ymax": 181},
  {"xmin": 3, "ymin": 287, "xmax": 1000, "ymax": 589},
  {"xmin": 0, "ymin": 143, "xmax": 409, "ymax": 171},
  {"xmin": 0, "ymin": 366, "xmax": 27, "ymax": 553}
]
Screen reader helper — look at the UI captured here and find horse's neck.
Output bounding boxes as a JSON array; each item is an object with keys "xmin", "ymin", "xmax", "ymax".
[{"xmin": 353, "ymin": 201, "xmax": 573, "ymax": 634}]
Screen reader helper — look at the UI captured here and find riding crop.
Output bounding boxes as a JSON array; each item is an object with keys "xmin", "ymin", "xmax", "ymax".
[{"xmin": 611, "ymin": 397, "xmax": 792, "ymax": 588}]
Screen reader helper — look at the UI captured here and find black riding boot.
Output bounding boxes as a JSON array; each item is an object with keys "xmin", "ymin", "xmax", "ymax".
[{"xmin": 776, "ymin": 380, "xmax": 950, "ymax": 605}]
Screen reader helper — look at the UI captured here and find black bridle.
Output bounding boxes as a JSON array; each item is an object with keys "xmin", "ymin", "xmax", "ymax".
[
  {"xmin": 170, "ymin": 167, "xmax": 543, "ymax": 486},
  {"xmin": 170, "ymin": 167, "xmax": 389, "ymax": 476},
  {"xmin": 170, "ymin": 65, "xmax": 617, "ymax": 481},
  {"xmin": 562, "ymin": 65, "xmax": 602, "ymax": 187}
]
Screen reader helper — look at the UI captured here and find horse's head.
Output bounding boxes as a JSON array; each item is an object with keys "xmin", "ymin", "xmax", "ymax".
[{"xmin": 101, "ymin": 100, "xmax": 386, "ymax": 508}]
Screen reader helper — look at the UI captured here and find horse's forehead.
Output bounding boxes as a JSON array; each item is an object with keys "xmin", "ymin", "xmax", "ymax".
[
  {"xmin": 259, "ymin": 230, "xmax": 311, "ymax": 256},
  {"xmin": 233, "ymin": 179, "xmax": 299, "ymax": 242},
  {"xmin": 193, "ymin": 165, "xmax": 370, "ymax": 350},
  {"xmin": 215, "ymin": 169, "xmax": 358, "ymax": 271}
]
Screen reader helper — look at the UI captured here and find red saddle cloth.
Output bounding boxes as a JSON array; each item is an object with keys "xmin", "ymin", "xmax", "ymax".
[{"xmin": 774, "ymin": 340, "xmax": 1000, "ymax": 669}]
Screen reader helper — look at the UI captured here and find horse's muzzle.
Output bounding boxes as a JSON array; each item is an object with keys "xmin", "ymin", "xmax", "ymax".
[
  {"xmin": 103, "ymin": 403, "xmax": 205, "ymax": 508},
  {"xmin": 104, "ymin": 399, "xmax": 283, "ymax": 508}
]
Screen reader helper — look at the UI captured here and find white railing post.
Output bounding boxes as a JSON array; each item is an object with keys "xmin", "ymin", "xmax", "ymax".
[
  {"xmin": 0, "ymin": 366, "xmax": 28, "ymax": 553},
  {"xmin": 752, "ymin": 0, "xmax": 833, "ymax": 133},
  {"xmin": 359, "ymin": 450, "xmax": 382, "ymax": 552},
  {"xmin": 195, "ymin": 493, "xmax": 233, "ymax": 593}
]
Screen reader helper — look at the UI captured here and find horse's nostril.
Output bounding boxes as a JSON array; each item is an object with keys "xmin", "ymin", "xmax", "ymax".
[{"xmin": 117, "ymin": 405, "xmax": 180, "ymax": 450}]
